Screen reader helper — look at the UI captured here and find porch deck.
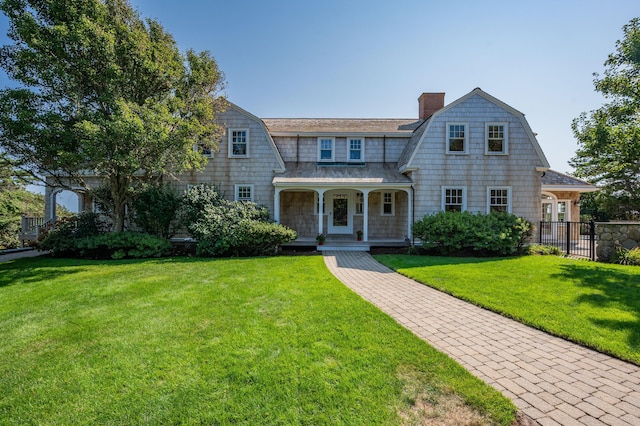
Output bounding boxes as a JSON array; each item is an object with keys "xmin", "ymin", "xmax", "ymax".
[{"xmin": 283, "ymin": 235, "xmax": 410, "ymax": 252}]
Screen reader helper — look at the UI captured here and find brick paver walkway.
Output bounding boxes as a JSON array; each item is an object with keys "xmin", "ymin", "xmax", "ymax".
[{"xmin": 324, "ymin": 251, "xmax": 640, "ymax": 426}]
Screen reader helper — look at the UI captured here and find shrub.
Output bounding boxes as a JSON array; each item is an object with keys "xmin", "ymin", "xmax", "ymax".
[
  {"xmin": 527, "ymin": 244, "xmax": 563, "ymax": 256},
  {"xmin": 131, "ymin": 183, "xmax": 182, "ymax": 238},
  {"xmin": 75, "ymin": 232, "xmax": 172, "ymax": 260},
  {"xmin": 40, "ymin": 212, "xmax": 107, "ymax": 256},
  {"xmin": 412, "ymin": 211, "xmax": 532, "ymax": 256},
  {"xmin": 181, "ymin": 185, "xmax": 297, "ymax": 257},
  {"xmin": 611, "ymin": 246, "xmax": 640, "ymax": 265}
]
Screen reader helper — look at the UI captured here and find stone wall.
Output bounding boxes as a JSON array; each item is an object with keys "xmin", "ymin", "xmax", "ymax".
[{"xmin": 596, "ymin": 222, "xmax": 640, "ymax": 261}]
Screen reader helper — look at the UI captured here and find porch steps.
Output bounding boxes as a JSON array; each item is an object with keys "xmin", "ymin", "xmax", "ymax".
[{"xmin": 317, "ymin": 243, "xmax": 370, "ymax": 252}]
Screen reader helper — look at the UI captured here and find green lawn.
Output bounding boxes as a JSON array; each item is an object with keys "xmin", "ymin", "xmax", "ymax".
[
  {"xmin": 0, "ymin": 256, "xmax": 514, "ymax": 425},
  {"xmin": 374, "ymin": 254, "xmax": 640, "ymax": 365}
]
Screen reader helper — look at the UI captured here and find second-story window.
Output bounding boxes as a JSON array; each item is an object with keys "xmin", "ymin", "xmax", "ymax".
[
  {"xmin": 446, "ymin": 123, "xmax": 468, "ymax": 154},
  {"xmin": 348, "ymin": 138, "xmax": 364, "ymax": 161},
  {"xmin": 229, "ymin": 129, "xmax": 249, "ymax": 158},
  {"xmin": 318, "ymin": 137, "xmax": 335, "ymax": 162},
  {"xmin": 486, "ymin": 123, "xmax": 508, "ymax": 154}
]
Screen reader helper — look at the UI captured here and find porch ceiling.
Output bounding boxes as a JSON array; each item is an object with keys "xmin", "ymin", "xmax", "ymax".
[{"xmin": 273, "ymin": 162, "xmax": 413, "ymax": 187}]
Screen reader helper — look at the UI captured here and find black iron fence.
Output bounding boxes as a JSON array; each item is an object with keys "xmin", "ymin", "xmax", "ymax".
[{"xmin": 539, "ymin": 221, "xmax": 595, "ymax": 260}]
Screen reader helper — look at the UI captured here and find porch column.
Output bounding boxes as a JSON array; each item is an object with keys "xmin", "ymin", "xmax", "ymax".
[
  {"xmin": 407, "ymin": 188, "xmax": 413, "ymax": 240},
  {"xmin": 274, "ymin": 188, "xmax": 282, "ymax": 224},
  {"xmin": 317, "ymin": 189, "xmax": 326, "ymax": 236},
  {"xmin": 48, "ymin": 188, "xmax": 63, "ymax": 221},
  {"xmin": 363, "ymin": 189, "xmax": 370, "ymax": 242}
]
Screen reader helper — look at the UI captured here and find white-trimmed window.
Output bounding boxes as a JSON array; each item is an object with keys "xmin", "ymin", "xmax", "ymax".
[
  {"xmin": 355, "ymin": 192, "xmax": 364, "ymax": 215},
  {"xmin": 381, "ymin": 191, "xmax": 395, "ymax": 216},
  {"xmin": 442, "ymin": 187, "xmax": 466, "ymax": 212},
  {"xmin": 487, "ymin": 187, "xmax": 511, "ymax": 213},
  {"xmin": 235, "ymin": 184, "xmax": 253, "ymax": 202},
  {"xmin": 195, "ymin": 143, "xmax": 213, "ymax": 157},
  {"xmin": 558, "ymin": 200, "xmax": 569, "ymax": 222},
  {"xmin": 348, "ymin": 138, "xmax": 364, "ymax": 162},
  {"xmin": 229, "ymin": 129, "xmax": 249, "ymax": 158},
  {"xmin": 486, "ymin": 123, "xmax": 508, "ymax": 154},
  {"xmin": 446, "ymin": 123, "xmax": 468, "ymax": 154},
  {"xmin": 318, "ymin": 137, "xmax": 335, "ymax": 162}
]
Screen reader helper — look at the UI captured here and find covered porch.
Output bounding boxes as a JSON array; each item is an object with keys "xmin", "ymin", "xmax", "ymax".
[{"xmin": 272, "ymin": 164, "xmax": 414, "ymax": 244}]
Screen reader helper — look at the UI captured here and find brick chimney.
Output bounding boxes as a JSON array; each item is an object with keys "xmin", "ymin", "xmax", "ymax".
[{"xmin": 418, "ymin": 92, "xmax": 445, "ymax": 120}]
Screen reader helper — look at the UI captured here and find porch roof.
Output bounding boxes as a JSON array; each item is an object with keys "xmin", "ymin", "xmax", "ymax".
[
  {"xmin": 273, "ymin": 162, "xmax": 413, "ymax": 187},
  {"xmin": 542, "ymin": 169, "xmax": 597, "ymax": 193}
]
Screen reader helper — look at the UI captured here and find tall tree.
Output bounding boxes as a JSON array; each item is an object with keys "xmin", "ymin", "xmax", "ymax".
[
  {"xmin": 570, "ymin": 18, "xmax": 640, "ymax": 219},
  {"xmin": 0, "ymin": 0, "xmax": 226, "ymax": 231}
]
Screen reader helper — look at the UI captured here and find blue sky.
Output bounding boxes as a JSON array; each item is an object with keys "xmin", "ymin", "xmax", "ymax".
[{"xmin": 1, "ymin": 1, "xmax": 638, "ymax": 208}]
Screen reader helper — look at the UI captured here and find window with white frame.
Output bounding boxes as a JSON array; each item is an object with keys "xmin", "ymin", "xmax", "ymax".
[
  {"xmin": 355, "ymin": 192, "xmax": 364, "ymax": 214},
  {"xmin": 318, "ymin": 137, "xmax": 335, "ymax": 161},
  {"xmin": 229, "ymin": 129, "xmax": 248, "ymax": 158},
  {"xmin": 381, "ymin": 192, "xmax": 394, "ymax": 216},
  {"xmin": 558, "ymin": 201, "xmax": 568, "ymax": 222},
  {"xmin": 348, "ymin": 138, "xmax": 364, "ymax": 162},
  {"xmin": 486, "ymin": 123, "xmax": 508, "ymax": 154},
  {"xmin": 235, "ymin": 184, "xmax": 253, "ymax": 202},
  {"xmin": 442, "ymin": 187, "xmax": 466, "ymax": 212},
  {"xmin": 487, "ymin": 187, "xmax": 511, "ymax": 213},
  {"xmin": 446, "ymin": 123, "xmax": 468, "ymax": 154},
  {"xmin": 195, "ymin": 143, "xmax": 213, "ymax": 157}
]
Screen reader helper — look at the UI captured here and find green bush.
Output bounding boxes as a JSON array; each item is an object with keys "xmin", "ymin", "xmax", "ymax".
[
  {"xmin": 526, "ymin": 244, "xmax": 563, "ymax": 256},
  {"xmin": 75, "ymin": 232, "xmax": 172, "ymax": 260},
  {"xmin": 181, "ymin": 185, "xmax": 297, "ymax": 257},
  {"xmin": 131, "ymin": 183, "xmax": 182, "ymax": 238},
  {"xmin": 611, "ymin": 246, "xmax": 640, "ymax": 265},
  {"xmin": 412, "ymin": 211, "xmax": 532, "ymax": 256},
  {"xmin": 40, "ymin": 212, "xmax": 107, "ymax": 256}
]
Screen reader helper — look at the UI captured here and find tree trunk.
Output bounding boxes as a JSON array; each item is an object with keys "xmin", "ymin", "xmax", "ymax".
[{"xmin": 110, "ymin": 174, "xmax": 129, "ymax": 232}]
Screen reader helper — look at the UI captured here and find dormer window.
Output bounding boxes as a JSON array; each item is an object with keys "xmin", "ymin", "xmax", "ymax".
[
  {"xmin": 318, "ymin": 137, "xmax": 335, "ymax": 162},
  {"xmin": 348, "ymin": 138, "xmax": 364, "ymax": 162}
]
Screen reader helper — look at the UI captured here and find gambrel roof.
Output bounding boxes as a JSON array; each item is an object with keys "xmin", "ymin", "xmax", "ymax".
[{"xmin": 398, "ymin": 88, "xmax": 550, "ymax": 171}]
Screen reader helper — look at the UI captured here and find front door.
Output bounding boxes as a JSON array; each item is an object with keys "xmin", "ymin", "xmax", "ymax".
[{"xmin": 328, "ymin": 193, "xmax": 352, "ymax": 234}]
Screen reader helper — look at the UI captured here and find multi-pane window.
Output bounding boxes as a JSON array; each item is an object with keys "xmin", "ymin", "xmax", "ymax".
[
  {"xmin": 348, "ymin": 138, "xmax": 364, "ymax": 161},
  {"xmin": 488, "ymin": 188, "xmax": 510, "ymax": 213},
  {"xmin": 197, "ymin": 143, "xmax": 213, "ymax": 157},
  {"xmin": 318, "ymin": 138, "xmax": 334, "ymax": 161},
  {"xmin": 382, "ymin": 192, "xmax": 394, "ymax": 216},
  {"xmin": 355, "ymin": 192, "xmax": 364, "ymax": 214},
  {"xmin": 229, "ymin": 129, "xmax": 248, "ymax": 157},
  {"xmin": 558, "ymin": 201, "xmax": 567, "ymax": 222},
  {"xmin": 443, "ymin": 187, "xmax": 465, "ymax": 212},
  {"xmin": 235, "ymin": 185, "xmax": 253, "ymax": 202},
  {"xmin": 447, "ymin": 123, "xmax": 467, "ymax": 153},
  {"xmin": 486, "ymin": 123, "xmax": 508, "ymax": 154}
]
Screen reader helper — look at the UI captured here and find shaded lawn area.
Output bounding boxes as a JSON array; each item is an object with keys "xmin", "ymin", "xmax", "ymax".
[
  {"xmin": 374, "ymin": 255, "xmax": 640, "ymax": 365},
  {"xmin": 0, "ymin": 256, "xmax": 514, "ymax": 425}
]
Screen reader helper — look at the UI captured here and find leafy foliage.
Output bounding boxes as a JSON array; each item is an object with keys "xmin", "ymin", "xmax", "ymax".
[
  {"xmin": 75, "ymin": 232, "xmax": 172, "ymax": 260},
  {"xmin": 412, "ymin": 211, "xmax": 532, "ymax": 256},
  {"xmin": 40, "ymin": 212, "xmax": 108, "ymax": 256},
  {"xmin": 526, "ymin": 244, "xmax": 563, "ymax": 256},
  {"xmin": 131, "ymin": 183, "xmax": 182, "ymax": 238},
  {"xmin": 611, "ymin": 246, "xmax": 640, "ymax": 266},
  {"xmin": 40, "ymin": 212, "xmax": 170, "ymax": 259},
  {"xmin": 570, "ymin": 18, "xmax": 640, "ymax": 219},
  {"xmin": 0, "ymin": 0, "xmax": 226, "ymax": 231},
  {"xmin": 181, "ymin": 184, "xmax": 297, "ymax": 257}
]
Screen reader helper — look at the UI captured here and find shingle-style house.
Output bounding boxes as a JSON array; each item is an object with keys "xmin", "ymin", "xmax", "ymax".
[{"xmin": 43, "ymin": 87, "xmax": 594, "ymax": 245}]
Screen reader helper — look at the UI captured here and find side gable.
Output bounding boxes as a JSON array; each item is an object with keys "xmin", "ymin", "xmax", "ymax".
[
  {"xmin": 399, "ymin": 88, "xmax": 550, "ymax": 171},
  {"xmin": 224, "ymin": 103, "xmax": 286, "ymax": 172}
]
